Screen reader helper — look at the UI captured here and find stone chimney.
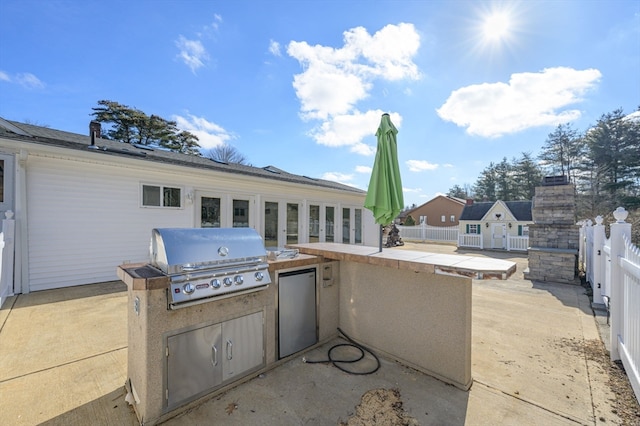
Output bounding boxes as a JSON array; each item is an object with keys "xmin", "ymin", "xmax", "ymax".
[
  {"xmin": 524, "ymin": 178, "xmax": 579, "ymax": 284},
  {"xmin": 466, "ymin": 199, "xmax": 474, "ymax": 205}
]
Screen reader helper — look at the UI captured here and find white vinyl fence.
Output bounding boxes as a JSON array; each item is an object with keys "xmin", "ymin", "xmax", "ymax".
[
  {"xmin": 397, "ymin": 224, "xmax": 458, "ymax": 243},
  {"xmin": 578, "ymin": 207, "xmax": 640, "ymax": 403},
  {"xmin": 457, "ymin": 233, "xmax": 529, "ymax": 251}
]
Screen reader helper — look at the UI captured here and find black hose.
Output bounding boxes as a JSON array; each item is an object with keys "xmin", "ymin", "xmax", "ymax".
[{"xmin": 303, "ymin": 327, "xmax": 380, "ymax": 375}]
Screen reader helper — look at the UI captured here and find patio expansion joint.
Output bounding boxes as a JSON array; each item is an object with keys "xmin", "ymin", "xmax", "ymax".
[
  {"xmin": 0, "ymin": 346, "xmax": 127, "ymax": 384},
  {"xmin": 472, "ymin": 379, "xmax": 592, "ymax": 425}
]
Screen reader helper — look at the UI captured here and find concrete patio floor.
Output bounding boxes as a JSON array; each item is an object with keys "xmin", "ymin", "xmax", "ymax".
[{"xmin": 0, "ymin": 243, "xmax": 626, "ymax": 425}]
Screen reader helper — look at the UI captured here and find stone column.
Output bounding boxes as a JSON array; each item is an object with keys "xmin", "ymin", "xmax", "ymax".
[{"xmin": 524, "ymin": 180, "xmax": 580, "ymax": 284}]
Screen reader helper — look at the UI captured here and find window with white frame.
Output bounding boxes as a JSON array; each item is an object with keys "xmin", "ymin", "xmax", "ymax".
[
  {"xmin": 450, "ymin": 215, "xmax": 455, "ymax": 222},
  {"xmin": 468, "ymin": 224, "xmax": 480, "ymax": 234},
  {"xmin": 441, "ymin": 215, "xmax": 446, "ymax": 222},
  {"xmin": 142, "ymin": 184, "xmax": 182, "ymax": 208}
]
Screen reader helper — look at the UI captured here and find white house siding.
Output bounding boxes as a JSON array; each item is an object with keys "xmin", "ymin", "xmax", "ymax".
[
  {"xmin": 25, "ymin": 151, "xmax": 372, "ymax": 292},
  {"xmin": 27, "ymin": 155, "xmax": 189, "ymax": 291}
]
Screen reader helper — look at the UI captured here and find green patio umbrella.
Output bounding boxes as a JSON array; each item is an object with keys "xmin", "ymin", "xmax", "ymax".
[{"xmin": 364, "ymin": 113, "xmax": 404, "ymax": 252}]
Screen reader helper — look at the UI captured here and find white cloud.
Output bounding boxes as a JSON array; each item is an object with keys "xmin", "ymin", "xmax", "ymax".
[
  {"xmin": 403, "ymin": 187, "xmax": 422, "ymax": 193},
  {"xmin": 4, "ymin": 72, "xmax": 45, "ymax": 89},
  {"xmin": 0, "ymin": 71, "xmax": 46, "ymax": 89},
  {"xmin": 308, "ymin": 110, "xmax": 403, "ymax": 157},
  {"xmin": 212, "ymin": 14, "xmax": 222, "ymax": 30},
  {"xmin": 356, "ymin": 165, "xmax": 372, "ymax": 174},
  {"xmin": 287, "ymin": 23, "xmax": 420, "ymax": 140},
  {"xmin": 436, "ymin": 67, "xmax": 602, "ymax": 137},
  {"xmin": 269, "ymin": 40, "xmax": 281, "ymax": 56},
  {"xmin": 321, "ymin": 171, "xmax": 360, "ymax": 188},
  {"xmin": 406, "ymin": 159, "xmax": 439, "ymax": 172},
  {"xmin": 175, "ymin": 36, "xmax": 209, "ymax": 73},
  {"xmin": 173, "ymin": 113, "xmax": 234, "ymax": 150}
]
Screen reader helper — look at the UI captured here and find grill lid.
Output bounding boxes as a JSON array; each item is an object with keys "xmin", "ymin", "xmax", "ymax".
[{"xmin": 150, "ymin": 227, "xmax": 268, "ymax": 275}]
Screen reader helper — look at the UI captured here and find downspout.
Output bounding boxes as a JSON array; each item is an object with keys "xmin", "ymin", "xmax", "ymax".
[{"xmin": 16, "ymin": 149, "xmax": 29, "ymax": 294}]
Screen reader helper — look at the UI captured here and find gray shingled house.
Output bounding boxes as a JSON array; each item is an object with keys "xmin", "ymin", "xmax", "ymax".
[{"xmin": 0, "ymin": 117, "xmax": 376, "ymax": 295}]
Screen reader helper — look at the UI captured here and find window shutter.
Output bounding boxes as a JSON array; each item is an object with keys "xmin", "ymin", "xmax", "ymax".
[
  {"xmin": 518, "ymin": 225, "xmax": 522, "ymax": 236},
  {"xmin": 466, "ymin": 224, "xmax": 469, "ymax": 233},
  {"xmin": 477, "ymin": 224, "xmax": 481, "ymax": 234}
]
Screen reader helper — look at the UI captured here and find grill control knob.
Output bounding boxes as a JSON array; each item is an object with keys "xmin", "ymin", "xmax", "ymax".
[
  {"xmin": 211, "ymin": 279, "xmax": 221, "ymax": 289},
  {"xmin": 183, "ymin": 283, "xmax": 196, "ymax": 294},
  {"xmin": 223, "ymin": 277, "xmax": 233, "ymax": 287},
  {"xmin": 255, "ymin": 271, "xmax": 264, "ymax": 281},
  {"xmin": 234, "ymin": 275, "xmax": 244, "ymax": 285}
]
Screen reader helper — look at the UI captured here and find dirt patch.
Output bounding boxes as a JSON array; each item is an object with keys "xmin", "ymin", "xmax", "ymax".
[
  {"xmin": 559, "ymin": 337, "xmax": 640, "ymax": 425},
  {"xmin": 339, "ymin": 388, "xmax": 418, "ymax": 426}
]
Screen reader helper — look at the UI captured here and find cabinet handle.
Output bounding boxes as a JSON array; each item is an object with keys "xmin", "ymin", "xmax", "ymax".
[
  {"xmin": 211, "ymin": 345, "xmax": 218, "ymax": 366},
  {"xmin": 226, "ymin": 339, "xmax": 233, "ymax": 360}
]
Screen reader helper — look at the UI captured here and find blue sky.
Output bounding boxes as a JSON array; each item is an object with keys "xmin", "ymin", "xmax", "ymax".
[{"xmin": 1, "ymin": 0, "xmax": 638, "ymax": 208}]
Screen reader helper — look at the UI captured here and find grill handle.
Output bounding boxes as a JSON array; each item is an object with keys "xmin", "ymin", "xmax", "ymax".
[
  {"xmin": 226, "ymin": 339, "xmax": 233, "ymax": 360},
  {"xmin": 211, "ymin": 345, "xmax": 218, "ymax": 366}
]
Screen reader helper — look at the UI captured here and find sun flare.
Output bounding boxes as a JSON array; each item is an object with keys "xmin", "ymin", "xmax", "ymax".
[{"xmin": 482, "ymin": 12, "xmax": 511, "ymax": 41}]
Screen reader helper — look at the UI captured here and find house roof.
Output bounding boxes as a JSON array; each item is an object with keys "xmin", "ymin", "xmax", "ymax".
[
  {"xmin": 0, "ymin": 118, "xmax": 365, "ymax": 195},
  {"xmin": 460, "ymin": 200, "xmax": 532, "ymax": 221},
  {"xmin": 405, "ymin": 194, "xmax": 466, "ymax": 216}
]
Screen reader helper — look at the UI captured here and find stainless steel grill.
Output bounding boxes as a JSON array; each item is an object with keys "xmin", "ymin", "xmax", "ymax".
[{"xmin": 150, "ymin": 227, "xmax": 271, "ymax": 309}]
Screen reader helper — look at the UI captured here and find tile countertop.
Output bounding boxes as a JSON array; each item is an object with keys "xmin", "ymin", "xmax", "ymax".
[{"xmin": 287, "ymin": 243, "xmax": 517, "ymax": 280}]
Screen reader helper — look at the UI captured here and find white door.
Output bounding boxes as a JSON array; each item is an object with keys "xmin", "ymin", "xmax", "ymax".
[
  {"xmin": 196, "ymin": 192, "xmax": 223, "ymax": 228},
  {"xmin": 491, "ymin": 223, "xmax": 506, "ymax": 249},
  {"xmin": 308, "ymin": 203, "xmax": 337, "ymax": 243},
  {"xmin": 341, "ymin": 206, "xmax": 363, "ymax": 245},
  {"xmin": 263, "ymin": 200, "xmax": 300, "ymax": 249}
]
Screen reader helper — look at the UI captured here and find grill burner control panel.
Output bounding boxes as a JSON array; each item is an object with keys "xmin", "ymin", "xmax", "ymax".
[{"xmin": 169, "ymin": 268, "xmax": 271, "ymax": 308}]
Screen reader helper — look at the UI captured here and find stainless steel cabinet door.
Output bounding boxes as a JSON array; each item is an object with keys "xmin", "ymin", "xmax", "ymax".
[
  {"xmin": 166, "ymin": 323, "xmax": 222, "ymax": 407},
  {"xmin": 222, "ymin": 311, "xmax": 264, "ymax": 381}
]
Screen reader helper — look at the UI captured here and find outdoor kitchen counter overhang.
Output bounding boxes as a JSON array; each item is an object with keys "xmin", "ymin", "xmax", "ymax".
[{"xmin": 287, "ymin": 242, "xmax": 517, "ymax": 280}]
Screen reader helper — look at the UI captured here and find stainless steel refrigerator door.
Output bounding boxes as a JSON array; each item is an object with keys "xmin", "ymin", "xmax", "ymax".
[{"xmin": 278, "ymin": 268, "xmax": 317, "ymax": 358}]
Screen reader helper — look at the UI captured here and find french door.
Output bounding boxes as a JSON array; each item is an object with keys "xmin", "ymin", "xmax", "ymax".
[
  {"xmin": 308, "ymin": 203, "xmax": 337, "ymax": 243},
  {"xmin": 196, "ymin": 192, "xmax": 255, "ymax": 229},
  {"xmin": 341, "ymin": 206, "xmax": 363, "ymax": 244},
  {"xmin": 263, "ymin": 200, "xmax": 300, "ymax": 249}
]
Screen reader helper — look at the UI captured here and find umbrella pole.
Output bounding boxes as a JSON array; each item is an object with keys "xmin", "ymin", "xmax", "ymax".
[{"xmin": 379, "ymin": 225, "xmax": 383, "ymax": 252}]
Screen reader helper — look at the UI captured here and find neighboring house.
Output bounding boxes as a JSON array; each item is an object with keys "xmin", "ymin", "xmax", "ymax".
[
  {"xmin": 458, "ymin": 199, "xmax": 533, "ymax": 251},
  {"xmin": 0, "ymin": 118, "xmax": 376, "ymax": 294},
  {"xmin": 403, "ymin": 195, "xmax": 465, "ymax": 227}
]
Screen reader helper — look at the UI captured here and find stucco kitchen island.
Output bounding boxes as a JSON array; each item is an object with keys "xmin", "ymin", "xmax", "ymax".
[{"xmin": 118, "ymin": 243, "xmax": 516, "ymax": 425}]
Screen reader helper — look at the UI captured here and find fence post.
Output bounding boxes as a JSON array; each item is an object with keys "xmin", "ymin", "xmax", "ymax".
[
  {"xmin": 609, "ymin": 207, "xmax": 632, "ymax": 361},
  {"xmin": 592, "ymin": 216, "xmax": 605, "ymax": 306}
]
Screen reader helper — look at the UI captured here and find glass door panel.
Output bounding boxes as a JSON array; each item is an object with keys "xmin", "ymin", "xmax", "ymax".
[
  {"xmin": 354, "ymin": 208, "xmax": 362, "ymax": 244},
  {"xmin": 325, "ymin": 206, "xmax": 335, "ymax": 243},
  {"xmin": 264, "ymin": 201, "xmax": 278, "ymax": 248},
  {"xmin": 309, "ymin": 205, "xmax": 320, "ymax": 243},
  {"xmin": 233, "ymin": 199, "xmax": 250, "ymax": 227},
  {"xmin": 342, "ymin": 208, "xmax": 350, "ymax": 243},
  {"xmin": 200, "ymin": 197, "xmax": 221, "ymax": 228},
  {"xmin": 286, "ymin": 203, "xmax": 299, "ymax": 245}
]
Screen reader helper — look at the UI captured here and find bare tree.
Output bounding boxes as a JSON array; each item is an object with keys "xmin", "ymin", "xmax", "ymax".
[{"xmin": 204, "ymin": 144, "xmax": 250, "ymax": 165}]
